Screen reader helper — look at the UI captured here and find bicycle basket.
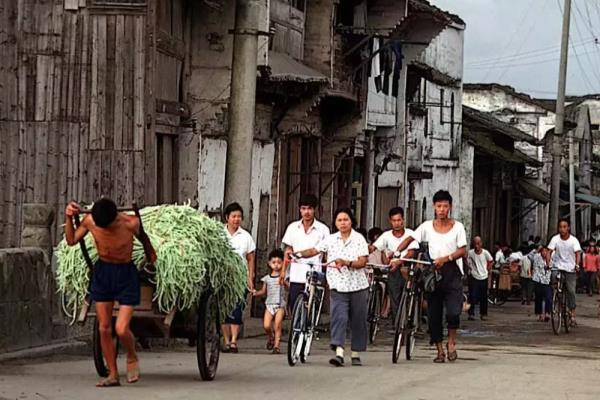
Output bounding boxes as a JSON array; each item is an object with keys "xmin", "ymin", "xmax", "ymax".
[{"xmin": 310, "ymin": 271, "xmax": 326, "ymax": 285}]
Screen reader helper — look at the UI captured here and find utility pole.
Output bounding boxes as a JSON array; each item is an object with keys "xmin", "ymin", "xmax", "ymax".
[
  {"xmin": 548, "ymin": 0, "xmax": 571, "ymax": 237},
  {"xmin": 224, "ymin": 0, "xmax": 260, "ymax": 226},
  {"xmin": 569, "ymin": 132, "xmax": 576, "ymax": 235}
]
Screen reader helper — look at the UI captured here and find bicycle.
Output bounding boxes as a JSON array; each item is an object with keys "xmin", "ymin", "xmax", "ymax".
[
  {"xmin": 391, "ymin": 254, "xmax": 432, "ymax": 363},
  {"xmin": 365, "ymin": 264, "xmax": 390, "ymax": 344},
  {"xmin": 551, "ymin": 270, "xmax": 571, "ymax": 335},
  {"xmin": 287, "ymin": 258, "xmax": 328, "ymax": 366}
]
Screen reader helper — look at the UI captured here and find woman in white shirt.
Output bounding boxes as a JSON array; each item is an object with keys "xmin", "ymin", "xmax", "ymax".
[
  {"xmin": 397, "ymin": 190, "xmax": 467, "ymax": 363},
  {"xmin": 294, "ymin": 208, "xmax": 369, "ymax": 367},
  {"xmin": 222, "ymin": 202, "xmax": 256, "ymax": 353}
]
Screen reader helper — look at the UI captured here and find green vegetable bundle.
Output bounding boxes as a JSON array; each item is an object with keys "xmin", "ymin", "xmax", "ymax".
[{"xmin": 55, "ymin": 204, "xmax": 248, "ymax": 324}]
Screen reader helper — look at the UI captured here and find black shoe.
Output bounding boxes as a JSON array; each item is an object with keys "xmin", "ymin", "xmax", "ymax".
[
  {"xmin": 329, "ymin": 356, "xmax": 344, "ymax": 367},
  {"xmin": 351, "ymin": 357, "xmax": 362, "ymax": 366},
  {"xmin": 468, "ymin": 315, "xmax": 475, "ymax": 321}
]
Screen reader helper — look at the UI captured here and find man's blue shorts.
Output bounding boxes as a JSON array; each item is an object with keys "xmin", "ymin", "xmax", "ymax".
[{"xmin": 91, "ymin": 260, "xmax": 140, "ymax": 306}]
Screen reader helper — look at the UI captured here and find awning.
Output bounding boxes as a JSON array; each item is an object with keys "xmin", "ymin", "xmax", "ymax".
[
  {"xmin": 518, "ymin": 180, "xmax": 551, "ymax": 204},
  {"xmin": 463, "ymin": 106, "xmax": 540, "ymax": 145},
  {"xmin": 464, "ymin": 130, "xmax": 543, "ymax": 167},
  {"xmin": 575, "ymin": 193, "xmax": 600, "ymax": 208},
  {"xmin": 409, "ymin": 61, "xmax": 461, "ymax": 88},
  {"xmin": 264, "ymin": 52, "xmax": 328, "ymax": 83}
]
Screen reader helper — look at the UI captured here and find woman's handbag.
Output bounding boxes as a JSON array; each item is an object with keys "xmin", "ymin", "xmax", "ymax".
[{"xmin": 422, "ymin": 267, "xmax": 442, "ymax": 293}]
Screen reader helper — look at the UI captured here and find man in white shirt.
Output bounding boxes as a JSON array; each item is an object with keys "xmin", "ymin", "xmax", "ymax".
[
  {"xmin": 467, "ymin": 236, "xmax": 493, "ymax": 321},
  {"xmin": 373, "ymin": 207, "xmax": 418, "ymax": 320},
  {"xmin": 494, "ymin": 242, "xmax": 507, "ymax": 269},
  {"xmin": 281, "ymin": 194, "xmax": 330, "ymax": 310},
  {"xmin": 547, "ymin": 218, "xmax": 582, "ymax": 325}
]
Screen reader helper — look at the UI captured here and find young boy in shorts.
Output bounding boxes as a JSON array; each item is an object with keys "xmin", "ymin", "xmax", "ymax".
[
  {"xmin": 64, "ymin": 198, "xmax": 156, "ymax": 387},
  {"xmin": 253, "ymin": 249, "xmax": 287, "ymax": 354}
]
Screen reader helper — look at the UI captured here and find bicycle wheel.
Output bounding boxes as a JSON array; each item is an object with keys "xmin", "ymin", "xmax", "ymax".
[
  {"xmin": 368, "ymin": 285, "xmax": 383, "ymax": 344},
  {"xmin": 287, "ymin": 296, "xmax": 306, "ymax": 366},
  {"xmin": 551, "ymin": 290, "xmax": 562, "ymax": 335},
  {"xmin": 562, "ymin": 293, "xmax": 570, "ymax": 334},
  {"xmin": 496, "ymin": 290, "xmax": 507, "ymax": 306},
  {"xmin": 301, "ymin": 291, "xmax": 321, "ymax": 364},
  {"xmin": 405, "ymin": 292, "xmax": 418, "ymax": 361},
  {"xmin": 392, "ymin": 292, "xmax": 408, "ymax": 364}
]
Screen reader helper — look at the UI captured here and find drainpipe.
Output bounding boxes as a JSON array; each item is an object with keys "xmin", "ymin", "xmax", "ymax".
[{"xmin": 224, "ymin": 0, "xmax": 261, "ymax": 225}]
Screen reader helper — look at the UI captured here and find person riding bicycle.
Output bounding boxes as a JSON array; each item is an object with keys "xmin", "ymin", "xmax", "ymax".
[
  {"xmin": 372, "ymin": 207, "xmax": 419, "ymax": 322},
  {"xmin": 293, "ymin": 208, "xmax": 369, "ymax": 367},
  {"xmin": 281, "ymin": 194, "xmax": 330, "ymax": 312},
  {"xmin": 396, "ymin": 190, "xmax": 467, "ymax": 364},
  {"xmin": 546, "ymin": 218, "xmax": 582, "ymax": 326}
]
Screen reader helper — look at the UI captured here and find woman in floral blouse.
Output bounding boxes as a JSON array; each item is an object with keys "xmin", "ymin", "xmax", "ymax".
[
  {"xmin": 531, "ymin": 245, "xmax": 552, "ymax": 322},
  {"xmin": 294, "ymin": 208, "xmax": 369, "ymax": 367}
]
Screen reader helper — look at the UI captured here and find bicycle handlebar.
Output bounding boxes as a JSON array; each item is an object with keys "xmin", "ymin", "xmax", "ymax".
[
  {"xmin": 390, "ymin": 257, "xmax": 432, "ymax": 266},
  {"xmin": 366, "ymin": 263, "xmax": 391, "ymax": 270}
]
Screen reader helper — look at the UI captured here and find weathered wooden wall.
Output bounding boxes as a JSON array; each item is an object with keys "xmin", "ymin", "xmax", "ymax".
[{"xmin": 0, "ymin": 0, "xmax": 156, "ymax": 247}]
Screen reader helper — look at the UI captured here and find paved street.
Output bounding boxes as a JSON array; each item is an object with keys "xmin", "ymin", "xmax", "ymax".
[{"xmin": 2, "ymin": 294, "xmax": 600, "ymax": 400}]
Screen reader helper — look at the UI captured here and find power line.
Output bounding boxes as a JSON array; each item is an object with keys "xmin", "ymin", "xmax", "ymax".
[
  {"xmin": 465, "ymin": 48, "xmax": 600, "ymax": 70},
  {"xmin": 481, "ymin": 0, "xmax": 537, "ymax": 82},
  {"xmin": 570, "ymin": 1, "xmax": 600, "ymax": 91},
  {"xmin": 466, "ymin": 37, "xmax": 595, "ymax": 67},
  {"xmin": 573, "ymin": 3, "xmax": 600, "ymax": 84},
  {"xmin": 496, "ymin": 0, "xmax": 548, "ymax": 83}
]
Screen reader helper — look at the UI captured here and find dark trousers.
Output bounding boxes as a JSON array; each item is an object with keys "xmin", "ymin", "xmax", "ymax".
[
  {"xmin": 585, "ymin": 271, "xmax": 598, "ymax": 295},
  {"xmin": 427, "ymin": 262, "xmax": 463, "ymax": 344},
  {"xmin": 468, "ymin": 276, "xmax": 488, "ymax": 317},
  {"xmin": 520, "ymin": 277, "xmax": 533, "ymax": 302},
  {"xmin": 387, "ymin": 269, "xmax": 405, "ymax": 321},
  {"xmin": 534, "ymin": 282, "xmax": 552, "ymax": 315},
  {"xmin": 330, "ymin": 289, "xmax": 369, "ymax": 352},
  {"xmin": 288, "ymin": 282, "xmax": 304, "ymax": 312}
]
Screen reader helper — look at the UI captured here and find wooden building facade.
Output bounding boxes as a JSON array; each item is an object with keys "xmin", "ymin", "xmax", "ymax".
[{"xmin": 0, "ymin": 0, "xmax": 189, "ymax": 247}]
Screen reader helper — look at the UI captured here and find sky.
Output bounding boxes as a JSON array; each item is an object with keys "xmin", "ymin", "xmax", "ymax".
[{"xmin": 431, "ymin": 0, "xmax": 600, "ymax": 98}]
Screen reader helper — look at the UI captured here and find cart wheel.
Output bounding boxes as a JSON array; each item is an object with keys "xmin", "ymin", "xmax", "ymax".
[
  {"xmin": 93, "ymin": 319, "xmax": 119, "ymax": 377},
  {"xmin": 197, "ymin": 290, "xmax": 221, "ymax": 381}
]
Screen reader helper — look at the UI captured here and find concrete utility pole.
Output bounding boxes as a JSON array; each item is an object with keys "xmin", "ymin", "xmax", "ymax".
[
  {"xmin": 548, "ymin": 0, "xmax": 572, "ymax": 237},
  {"xmin": 224, "ymin": 0, "xmax": 260, "ymax": 224},
  {"xmin": 568, "ymin": 132, "xmax": 576, "ymax": 235}
]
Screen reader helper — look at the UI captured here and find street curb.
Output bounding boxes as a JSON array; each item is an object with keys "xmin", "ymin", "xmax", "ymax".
[{"xmin": 0, "ymin": 340, "xmax": 88, "ymax": 362}]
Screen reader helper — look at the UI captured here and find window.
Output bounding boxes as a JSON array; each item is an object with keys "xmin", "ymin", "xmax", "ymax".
[
  {"xmin": 157, "ymin": 134, "xmax": 178, "ymax": 204},
  {"xmin": 290, "ymin": 0, "xmax": 305, "ymax": 12},
  {"xmin": 88, "ymin": 0, "xmax": 146, "ymax": 12}
]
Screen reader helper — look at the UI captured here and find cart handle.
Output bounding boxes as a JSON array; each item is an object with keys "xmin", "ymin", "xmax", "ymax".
[{"xmin": 72, "ymin": 213, "xmax": 94, "ymax": 271}]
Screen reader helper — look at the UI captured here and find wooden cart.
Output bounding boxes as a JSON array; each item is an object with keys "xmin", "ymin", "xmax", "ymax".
[
  {"xmin": 87, "ymin": 284, "xmax": 222, "ymax": 381},
  {"xmin": 70, "ymin": 203, "xmax": 223, "ymax": 381}
]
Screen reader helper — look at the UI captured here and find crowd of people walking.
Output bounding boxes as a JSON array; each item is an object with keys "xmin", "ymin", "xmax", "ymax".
[
  {"xmin": 223, "ymin": 190, "xmax": 471, "ymax": 365},
  {"xmin": 220, "ymin": 190, "xmax": 592, "ymax": 367}
]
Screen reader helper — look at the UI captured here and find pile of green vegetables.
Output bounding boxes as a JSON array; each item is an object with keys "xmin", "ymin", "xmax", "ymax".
[{"xmin": 55, "ymin": 204, "xmax": 248, "ymax": 324}]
